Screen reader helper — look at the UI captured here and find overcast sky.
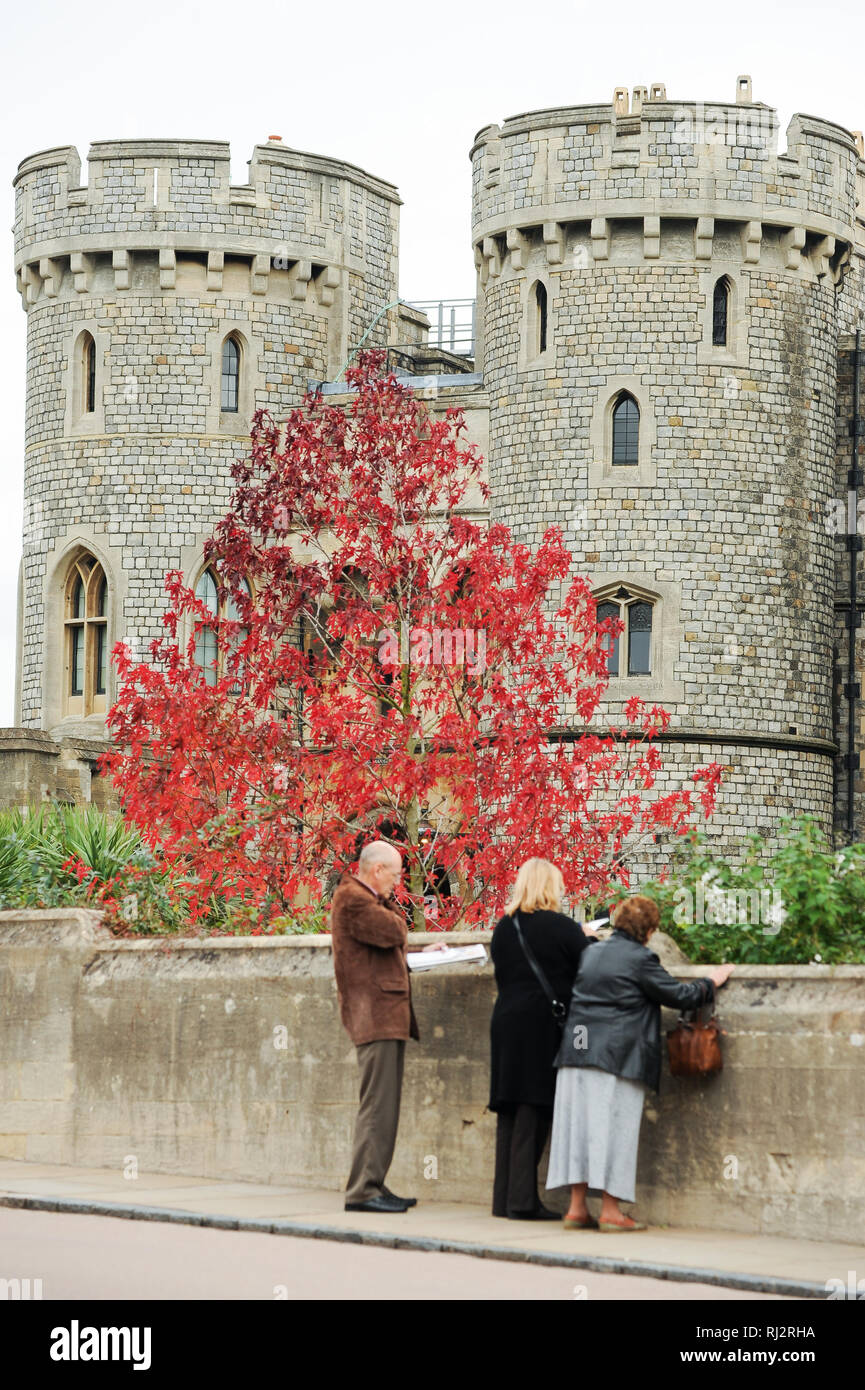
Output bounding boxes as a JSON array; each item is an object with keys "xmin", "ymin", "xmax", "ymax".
[{"xmin": 2, "ymin": 0, "xmax": 864, "ymax": 725}]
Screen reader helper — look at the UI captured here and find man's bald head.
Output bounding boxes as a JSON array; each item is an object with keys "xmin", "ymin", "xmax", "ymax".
[{"xmin": 356, "ymin": 840, "xmax": 403, "ymax": 897}]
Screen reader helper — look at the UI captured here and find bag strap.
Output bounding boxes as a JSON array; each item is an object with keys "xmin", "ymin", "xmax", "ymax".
[
  {"xmin": 511, "ymin": 911, "xmax": 567, "ymax": 1023},
  {"xmin": 682, "ymin": 979, "xmax": 716, "ymax": 1023}
]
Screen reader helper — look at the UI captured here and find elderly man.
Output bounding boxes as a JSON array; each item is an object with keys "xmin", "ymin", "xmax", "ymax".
[{"xmin": 330, "ymin": 840, "xmax": 422, "ymax": 1213}]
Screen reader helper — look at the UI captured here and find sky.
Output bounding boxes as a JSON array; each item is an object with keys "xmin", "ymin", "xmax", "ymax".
[{"xmin": 2, "ymin": 0, "xmax": 865, "ymax": 724}]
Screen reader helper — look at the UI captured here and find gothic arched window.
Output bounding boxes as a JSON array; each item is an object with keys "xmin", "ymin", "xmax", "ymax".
[
  {"xmin": 193, "ymin": 567, "xmax": 251, "ymax": 690},
  {"xmin": 596, "ymin": 589, "xmax": 654, "ymax": 677},
  {"xmin": 612, "ymin": 392, "xmax": 640, "ymax": 466},
  {"xmin": 596, "ymin": 600, "xmax": 621, "ymax": 676},
  {"xmin": 64, "ymin": 553, "xmax": 108, "ymax": 714},
  {"xmin": 712, "ymin": 277, "xmax": 730, "ymax": 347},
  {"xmin": 627, "ymin": 601, "xmax": 653, "ymax": 674},
  {"xmin": 221, "ymin": 335, "xmax": 241, "ymax": 412}
]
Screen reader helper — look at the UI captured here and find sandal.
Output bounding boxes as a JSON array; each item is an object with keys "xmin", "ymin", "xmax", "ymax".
[
  {"xmin": 563, "ymin": 1213, "xmax": 600, "ymax": 1229},
  {"xmin": 598, "ymin": 1219, "xmax": 648, "ymax": 1232}
]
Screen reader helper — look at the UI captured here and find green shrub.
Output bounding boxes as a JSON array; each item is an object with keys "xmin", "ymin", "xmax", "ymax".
[{"xmin": 582, "ymin": 816, "xmax": 865, "ymax": 964}]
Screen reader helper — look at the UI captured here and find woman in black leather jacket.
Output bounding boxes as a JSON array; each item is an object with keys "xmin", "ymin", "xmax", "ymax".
[{"xmin": 545, "ymin": 893, "xmax": 734, "ymax": 1231}]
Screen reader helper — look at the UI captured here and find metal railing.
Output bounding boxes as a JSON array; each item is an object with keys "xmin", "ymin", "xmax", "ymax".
[{"xmin": 402, "ymin": 298, "xmax": 476, "ymax": 359}]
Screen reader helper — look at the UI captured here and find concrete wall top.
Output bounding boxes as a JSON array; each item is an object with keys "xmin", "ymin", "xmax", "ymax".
[{"xmin": 471, "ymin": 89, "xmax": 864, "ymax": 250}]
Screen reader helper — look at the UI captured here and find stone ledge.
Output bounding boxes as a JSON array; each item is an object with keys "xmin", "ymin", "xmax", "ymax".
[{"xmin": 0, "ymin": 728, "xmax": 59, "ymax": 754}]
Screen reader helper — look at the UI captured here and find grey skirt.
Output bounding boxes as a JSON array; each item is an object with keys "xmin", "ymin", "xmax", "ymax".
[{"xmin": 544, "ymin": 1065, "xmax": 646, "ymax": 1203}]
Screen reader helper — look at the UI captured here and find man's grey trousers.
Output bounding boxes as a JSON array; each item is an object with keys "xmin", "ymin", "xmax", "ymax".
[{"xmin": 345, "ymin": 1039, "xmax": 406, "ymax": 1203}]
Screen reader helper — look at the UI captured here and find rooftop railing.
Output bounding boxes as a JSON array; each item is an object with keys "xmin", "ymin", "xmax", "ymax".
[{"xmin": 403, "ymin": 298, "xmax": 476, "ymax": 358}]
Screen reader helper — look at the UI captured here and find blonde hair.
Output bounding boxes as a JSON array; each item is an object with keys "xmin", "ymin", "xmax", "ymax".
[{"xmin": 505, "ymin": 858, "xmax": 565, "ymax": 915}]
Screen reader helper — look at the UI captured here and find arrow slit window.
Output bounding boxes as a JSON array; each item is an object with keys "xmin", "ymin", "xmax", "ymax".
[{"xmin": 712, "ymin": 277, "xmax": 730, "ymax": 347}]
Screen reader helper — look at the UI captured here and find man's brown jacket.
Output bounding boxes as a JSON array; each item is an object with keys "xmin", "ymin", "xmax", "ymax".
[{"xmin": 329, "ymin": 872, "xmax": 420, "ymax": 1047}]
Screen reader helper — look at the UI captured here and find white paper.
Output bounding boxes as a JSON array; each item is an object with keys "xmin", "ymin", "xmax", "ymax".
[{"xmin": 407, "ymin": 944, "xmax": 488, "ymax": 972}]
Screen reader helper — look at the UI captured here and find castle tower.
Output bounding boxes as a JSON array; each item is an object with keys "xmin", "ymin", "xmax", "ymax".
[
  {"xmin": 12, "ymin": 138, "xmax": 400, "ymax": 745},
  {"xmin": 471, "ymin": 80, "xmax": 865, "ymax": 865}
]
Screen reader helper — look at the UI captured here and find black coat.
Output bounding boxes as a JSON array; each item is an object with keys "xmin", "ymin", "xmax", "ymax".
[
  {"xmin": 554, "ymin": 927, "xmax": 715, "ymax": 1092},
  {"xmin": 489, "ymin": 909, "xmax": 590, "ymax": 1111}
]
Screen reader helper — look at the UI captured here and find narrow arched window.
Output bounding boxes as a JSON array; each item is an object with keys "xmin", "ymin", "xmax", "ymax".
[
  {"xmin": 194, "ymin": 568, "xmax": 219, "ymax": 686},
  {"xmin": 612, "ymin": 393, "xmax": 639, "ymax": 466},
  {"xmin": 627, "ymin": 601, "xmax": 652, "ymax": 675},
  {"xmin": 535, "ymin": 282, "xmax": 548, "ymax": 356},
  {"xmin": 95, "ymin": 570, "xmax": 107, "ymax": 694},
  {"xmin": 223, "ymin": 576, "xmax": 251, "ymax": 694},
  {"xmin": 596, "ymin": 600, "xmax": 621, "ymax": 676},
  {"xmin": 81, "ymin": 333, "xmax": 96, "ymax": 414},
  {"xmin": 712, "ymin": 277, "xmax": 729, "ymax": 347},
  {"xmin": 221, "ymin": 335, "xmax": 240, "ymax": 412},
  {"xmin": 64, "ymin": 553, "xmax": 108, "ymax": 714}
]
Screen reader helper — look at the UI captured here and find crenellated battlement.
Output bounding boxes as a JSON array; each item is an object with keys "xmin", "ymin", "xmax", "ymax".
[
  {"xmin": 471, "ymin": 78, "xmax": 865, "ymax": 280},
  {"xmin": 13, "ymin": 138, "xmax": 400, "ymax": 311}
]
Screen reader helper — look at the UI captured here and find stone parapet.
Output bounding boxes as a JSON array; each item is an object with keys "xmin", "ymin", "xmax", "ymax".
[
  {"xmin": 0, "ymin": 911, "xmax": 862, "ymax": 1244},
  {"xmin": 472, "ymin": 88, "xmax": 862, "ymax": 280}
]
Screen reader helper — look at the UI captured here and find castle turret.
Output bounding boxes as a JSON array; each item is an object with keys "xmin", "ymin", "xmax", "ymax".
[
  {"xmin": 13, "ymin": 137, "xmax": 400, "ymax": 739},
  {"xmin": 471, "ymin": 80, "xmax": 865, "ymax": 864}
]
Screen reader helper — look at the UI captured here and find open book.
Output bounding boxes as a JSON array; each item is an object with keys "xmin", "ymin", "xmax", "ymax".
[{"xmin": 407, "ymin": 944, "xmax": 488, "ymax": 972}]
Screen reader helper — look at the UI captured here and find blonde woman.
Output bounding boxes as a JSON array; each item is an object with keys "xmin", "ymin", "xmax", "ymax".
[{"xmin": 489, "ymin": 858, "xmax": 594, "ymax": 1220}]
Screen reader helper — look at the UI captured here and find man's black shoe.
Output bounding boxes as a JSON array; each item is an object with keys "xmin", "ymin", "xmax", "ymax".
[
  {"xmin": 382, "ymin": 1186, "xmax": 417, "ymax": 1207},
  {"xmin": 344, "ymin": 1193, "xmax": 409, "ymax": 1213}
]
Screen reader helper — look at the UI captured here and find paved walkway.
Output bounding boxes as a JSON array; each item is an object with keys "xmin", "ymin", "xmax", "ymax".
[{"xmin": 1, "ymin": 1158, "xmax": 859, "ymax": 1298}]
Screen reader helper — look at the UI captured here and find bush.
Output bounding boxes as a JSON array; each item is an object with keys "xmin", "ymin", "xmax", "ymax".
[
  {"xmin": 0, "ymin": 805, "xmax": 329, "ymax": 936},
  {"xmin": 582, "ymin": 816, "xmax": 865, "ymax": 964}
]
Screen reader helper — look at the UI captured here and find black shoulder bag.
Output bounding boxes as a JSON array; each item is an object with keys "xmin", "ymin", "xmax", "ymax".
[{"xmin": 511, "ymin": 911, "xmax": 568, "ymax": 1031}]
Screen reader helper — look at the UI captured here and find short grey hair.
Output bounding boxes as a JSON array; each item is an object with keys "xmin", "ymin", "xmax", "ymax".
[{"xmin": 358, "ymin": 840, "xmax": 401, "ymax": 872}]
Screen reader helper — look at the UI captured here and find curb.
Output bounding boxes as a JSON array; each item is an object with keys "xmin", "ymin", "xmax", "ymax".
[{"xmin": 0, "ymin": 1192, "xmax": 828, "ymax": 1299}]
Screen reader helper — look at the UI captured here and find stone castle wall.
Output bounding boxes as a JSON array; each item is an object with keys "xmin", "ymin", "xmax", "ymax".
[
  {"xmin": 8, "ymin": 89, "xmax": 865, "ymax": 860},
  {"xmin": 12, "ymin": 139, "xmax": 400, "ymax": 735},
  {"xmin": 470, "ymin": 86, "xmax": 865, "ymax": 864}
]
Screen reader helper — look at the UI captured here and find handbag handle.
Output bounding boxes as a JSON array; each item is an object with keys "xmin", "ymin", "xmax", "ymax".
[
  {"xmin": 681, "ymin": 980, "xmax": 716, "ymax": 1023},
  {"xmin": 511, "ymin": 911, "xmax": 567, "ymax": 1025}
]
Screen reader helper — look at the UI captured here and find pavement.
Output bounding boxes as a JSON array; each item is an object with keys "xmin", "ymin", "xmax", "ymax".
[{"xmin": 1, "ymin": 1157, "xmax": 860, "ymax": 1299}]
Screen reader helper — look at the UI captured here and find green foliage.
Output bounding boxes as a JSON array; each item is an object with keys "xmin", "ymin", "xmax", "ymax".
[
  {"xmin": 0, "ymin": 805, "xmax": 330, "ymax": 936},
  {"xmin": 0, "ymin": 804, "xmax": 143, "ymax": 910},
  {"xmin": 580, "ymin": 816, "xmax": 865, "ymax": 964}
]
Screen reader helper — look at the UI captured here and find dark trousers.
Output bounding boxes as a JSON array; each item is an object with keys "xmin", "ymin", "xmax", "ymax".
[
  {"xmin": 345, "ymin": 1039, "xmax": 406, "ymax": 1203},
  {"xmin": 492, "ymin": 1103, "xmax": 553, "ymax": 1216}
]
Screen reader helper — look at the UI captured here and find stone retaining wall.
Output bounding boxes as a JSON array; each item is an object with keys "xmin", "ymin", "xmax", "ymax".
[{"xmin": 0, "ymin": 910, "xmax": 863, "ymax": 1243}]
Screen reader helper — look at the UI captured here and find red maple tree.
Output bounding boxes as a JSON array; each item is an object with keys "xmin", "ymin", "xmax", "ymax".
[{"xmin": 100, "ymin": 352, "xmax": 723, "ymax": 930}]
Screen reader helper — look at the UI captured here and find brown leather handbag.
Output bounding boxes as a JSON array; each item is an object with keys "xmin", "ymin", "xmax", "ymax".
[{"xmin": 666, "ymin": 1001, "xmax": 724, "ymax": 1076}]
